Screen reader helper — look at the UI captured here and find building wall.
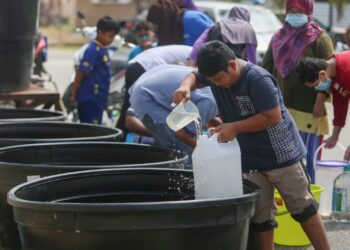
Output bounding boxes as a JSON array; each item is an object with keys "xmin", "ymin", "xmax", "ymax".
[{"xmin": 75, "ymin": 0, "xmax": 137, "ymax": 26}]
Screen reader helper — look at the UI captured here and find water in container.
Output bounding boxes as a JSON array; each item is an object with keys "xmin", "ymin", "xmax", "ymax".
[
  {"xmin": 166, "ymin": 101, "xmax": 200, "ymax": 132},
  {"xmin": 192, "ymin": 133, "xmax": 243, "ymax": 199},
  {"xmin": 331, "ymin": 165, "xmax": 350, "ymax": 222}
]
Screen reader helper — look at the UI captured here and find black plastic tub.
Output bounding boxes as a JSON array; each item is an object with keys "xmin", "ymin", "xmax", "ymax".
[
  {"xmin": 0, "ymin": 122, "xmax": 123, "ymax": 147},
  {"xmin": 8, "ymin": 168, "xmax": 260, "ymax": 250},
  {"xmin": 0, "ymin": 108, "xmax": 66, "ymax": 122},
  {"xmin": 0, "ymin": 0, "xmax": 40, "ymax": 93},
  {"xmin": 0, "ymin": 142, "xmax": 187, "ymax": 250}
]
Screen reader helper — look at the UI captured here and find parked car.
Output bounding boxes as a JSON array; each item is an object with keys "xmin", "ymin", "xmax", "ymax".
[{"xmin": 194, "ymin": 1, "xmax": 283, "ymax": 63}]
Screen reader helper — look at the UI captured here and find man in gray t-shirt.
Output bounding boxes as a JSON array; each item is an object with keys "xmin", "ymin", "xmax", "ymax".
[
  {"xmin": 129, "ymin": 64, "xmax": 219, "ymax": 166},
  {"xmin": 117, "ymin": 45, "xmax": 193, "ymax": 139}
]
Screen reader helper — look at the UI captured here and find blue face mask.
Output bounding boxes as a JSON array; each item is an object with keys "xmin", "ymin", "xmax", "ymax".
[
  {"xmin": 285, "ymin": 14, "xmax": 308, "ymax": 28},
  {"xmin": 315, "ymin": 78, "xmax": 332, "ymax": 91}
]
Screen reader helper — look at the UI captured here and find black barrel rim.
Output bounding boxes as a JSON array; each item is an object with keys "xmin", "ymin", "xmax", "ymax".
[
  {"xmin": 0, "ymin": 121, "xmax": 123, "ymax": 143},
  {"xmin": 0, "ymin": 108, "xmax": 66, "ymax": 122},
  {"xmin": 0, "ymin": 142, "xmax": 188, "ymax": 169},
  {"xmin": 7, "ymin": 168, "xmax": 260, "ymax": 212}
]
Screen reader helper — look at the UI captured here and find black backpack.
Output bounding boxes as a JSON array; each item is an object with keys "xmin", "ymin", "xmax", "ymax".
[{"xmin": 207, "ymin": 23, "xmax": 246, "ymax": 60}]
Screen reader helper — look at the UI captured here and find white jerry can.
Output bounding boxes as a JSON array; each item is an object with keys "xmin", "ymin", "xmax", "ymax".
[{"xmin": 192, "ymin": 133, "xmax": 243, "ymax": 199}]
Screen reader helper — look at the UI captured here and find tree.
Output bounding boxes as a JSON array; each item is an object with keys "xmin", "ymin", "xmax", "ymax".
[{"xmin": 330, "ymin": 0, "xmax": 349, "ymax": 20}]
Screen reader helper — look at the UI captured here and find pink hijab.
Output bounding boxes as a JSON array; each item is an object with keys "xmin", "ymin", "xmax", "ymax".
[{"xmin": 272, "ymin": 0, "xmax": 323, "ymax": 78}]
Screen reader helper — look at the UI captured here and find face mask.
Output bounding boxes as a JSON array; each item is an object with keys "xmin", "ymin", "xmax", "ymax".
[
  {"xmin": 137, "ymin": 34, "xmax": 151, "ymax": 42},
  {"xmin": 315, "ymin": 78, "xmax": 332, "ymax": 91},
  {"xmin": 285, "ymin": 14, "xmax": 308, "ymax": 28}
]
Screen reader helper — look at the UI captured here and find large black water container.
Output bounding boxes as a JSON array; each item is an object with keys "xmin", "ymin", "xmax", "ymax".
[
  {"xmin": 0, "ymin": 108, "xmax": 66, "ymax": 122},
  {"xmin": 0, "ymin": 0, "xmax": 40, "ymax": 93},
  {"xmin": 0, "ymin": 122, "xmax": 123, "ymax": 147},
  {"xmin": 0, "ymin": 142, "xmax": 187, "ymax": 250},
  {"xmin": 8, "ymin": 168, "xmax": 260, "ymax": 250}
]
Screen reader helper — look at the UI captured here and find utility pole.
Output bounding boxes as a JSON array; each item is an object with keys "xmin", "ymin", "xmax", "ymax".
[{"xmin": 328, "ymin": 0, "xmax": 333, "ymax": 31}]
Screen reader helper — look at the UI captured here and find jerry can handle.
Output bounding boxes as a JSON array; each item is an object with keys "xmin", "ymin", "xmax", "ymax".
[{"xmin": 313, "ymin": 142, "xmax": 346, "ymax": 171}]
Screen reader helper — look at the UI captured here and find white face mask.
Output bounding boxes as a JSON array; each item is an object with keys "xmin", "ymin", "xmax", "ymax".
[{"xmin": 285, "ymin": 14, "xmax": 308, "ymax": 28}]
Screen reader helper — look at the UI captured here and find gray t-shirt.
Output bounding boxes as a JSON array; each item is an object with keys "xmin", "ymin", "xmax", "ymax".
[
  {"xmin": 128, "ymin": 45, "xmax": 192, "ymax": 71},
  {"xmin": 196, "ymin": 63, "xmax": 306, "ymax": 172},
  {"xmin": 130, "ymin": 65, "xmax": 218, "ymax": 134}
]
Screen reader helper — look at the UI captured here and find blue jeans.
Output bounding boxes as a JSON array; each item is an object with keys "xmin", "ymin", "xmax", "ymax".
[{"xmin": 142, "ymin": 115, "xmax": 193, "ymax": 169}]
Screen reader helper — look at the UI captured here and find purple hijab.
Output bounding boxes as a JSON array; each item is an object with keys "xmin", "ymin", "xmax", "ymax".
[
  {"xmin": 182, "ymin": 0, "xmax": 197, "ymax": 10},
  {"xmin": 272, "ymin": 0, "xmax": 323, "ymax": 78},
  {"xmin": 219, "ymin": 7, "xmax": 257, "ymax": 45}
]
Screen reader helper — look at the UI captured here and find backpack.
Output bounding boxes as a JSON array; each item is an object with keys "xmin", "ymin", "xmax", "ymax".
[{"xmin": 207, "ymin": 23, "xmax": 246, "ymax": 60}]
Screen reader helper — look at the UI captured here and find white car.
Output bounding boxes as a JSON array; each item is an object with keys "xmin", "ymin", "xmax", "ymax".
[{"xmin": 194, "ymin": 1, "xmax": 283, "ymax": 63}]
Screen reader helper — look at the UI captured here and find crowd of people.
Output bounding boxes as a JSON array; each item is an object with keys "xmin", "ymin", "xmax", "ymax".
[{"xmin": 72, "ymin": 0, "xmax": 350, "ymax": 249}]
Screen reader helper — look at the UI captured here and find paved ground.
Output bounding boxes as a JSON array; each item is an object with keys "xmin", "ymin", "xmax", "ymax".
[{"xmin": 46, "ymin": 48, "xmax": 350, "ymax": 250}]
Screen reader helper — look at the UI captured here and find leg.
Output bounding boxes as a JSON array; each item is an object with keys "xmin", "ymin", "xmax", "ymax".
[
  {"xmin": 300, "ymin": 213, "xmax": 330, "ymax": 250},
  {"xmin": 78, "ymin": 101, "xmax": 104, "ymax": 124},
  {"xmin": 245, "ymin": 173, "xmax": 276, "ymax": 250},
  {"xmin": 255, "ymin": 230, "xmax": 274, "ymax": 250},
  {"xmin": 271, "ymin": 162, "xmax": 330, "ymax": 250}
]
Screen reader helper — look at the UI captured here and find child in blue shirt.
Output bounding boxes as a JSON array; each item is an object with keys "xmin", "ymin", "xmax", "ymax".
[
  {"xmin": 71, "ymin": 16, "xmax": 120, "ymax": 124},
  {"xmin": 128, "ymin": 20, "xmax": 156, "ymax": 61}
]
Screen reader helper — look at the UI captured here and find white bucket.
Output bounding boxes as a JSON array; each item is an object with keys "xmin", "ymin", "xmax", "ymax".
[{"xmin": 314, "ymin": 143, "xmax": 348, "ymax": 216}]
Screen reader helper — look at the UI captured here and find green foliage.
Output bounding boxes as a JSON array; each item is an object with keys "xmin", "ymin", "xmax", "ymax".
[{"xmin": 330, "ymin": 0, "xmax": 350, "ymax": 20}]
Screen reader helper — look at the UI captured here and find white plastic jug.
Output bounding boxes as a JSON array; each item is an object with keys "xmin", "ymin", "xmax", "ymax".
[
  {"xmin": 166, "ymin": 100, "xmax": 200, "ymax": 132},
  {"xmin": 192, "ymin": 133, "xmax": 243, "ymax": 199}
]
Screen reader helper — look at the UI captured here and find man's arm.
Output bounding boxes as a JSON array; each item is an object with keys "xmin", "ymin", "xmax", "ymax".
[
  {"xmin": 173, "ymin": 72, "xmax": 199, "ymax": 104},
  {"xmin": 175, "ymin": 129, "xmax": 196, "ymax": 148},
  {"xmin": 214, "ymin": 106, "xmax": 282, "ymax": 142},
  {"xmin": 313, "ymin": 92, "xmax": 328, "ymax": 118},
  {"xmin": 125, "ymin": 114, "xmax": 154, "ymax": 137},
  {"xmin": 70, "ymin": 69, "xmax": 85, "ymax": 101}
]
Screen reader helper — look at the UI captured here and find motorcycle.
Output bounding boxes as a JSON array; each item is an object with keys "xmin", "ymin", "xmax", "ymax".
[{"xmin": 62, "ymin": 11, "xmax": 134, "ymax": 124}]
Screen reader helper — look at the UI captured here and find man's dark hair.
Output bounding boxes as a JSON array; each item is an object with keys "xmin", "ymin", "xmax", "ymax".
[
  {"xmin": 97, "ymin": 16, "xmax": 120, "ymax": 33},
  {"xmin": 135, "ymin": 20, "xmax": 152, "ymax": 32},
  {"xmin": 197, "ymin": 41, "xmax": 237, "ymax": 77},
  {"xmin": 296, "ymin": 57, "xmax": 327, "ymax": 84}
]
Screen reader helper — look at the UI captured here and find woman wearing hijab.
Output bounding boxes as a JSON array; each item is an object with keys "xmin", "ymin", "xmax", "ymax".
[
  {"xmin": 187, "ymin": 6, "xmax": 258, "ymax": 65},
  {"xmin": 262, "ymin": 0, "xmax": 334, "ymax": 183},
  {"xmin": 147, "ymin": 0, "xmax": 185, "ymax": 46}
]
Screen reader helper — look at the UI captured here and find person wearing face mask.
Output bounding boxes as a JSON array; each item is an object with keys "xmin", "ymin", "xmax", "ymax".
[
  {"xmin": 262, "ymin": 0, "xmax": 334, "ymax": 183},
  {"xmin": 296, "ymin": 53, "xmax": 350, "ymax": 153}
]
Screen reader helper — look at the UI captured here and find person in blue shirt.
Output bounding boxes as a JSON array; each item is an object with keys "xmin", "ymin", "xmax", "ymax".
[
  {"xmin": 173, "ymin": 41, "xmax": 330, "ymax": 250},
  {"xmin": 129, "ymin": 64, "xmax": 220, "ymax": 167},
  {"xmin": 128, "ymin": 20, "xmax": 157, "ymax": 61},
  {"xmin": 182, "ymin": 10, "xmax": 213, "ymax": 46},
  {"xmin": 71, "ymin": 16, "xmax": 120, "ymax": 124}
]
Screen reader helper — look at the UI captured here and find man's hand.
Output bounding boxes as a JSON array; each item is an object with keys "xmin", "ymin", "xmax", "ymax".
[
  {"xmin": 344, "ymin": 145, "xmax": 350, "ymax": 161},
  {"xmin": 213, "ymin": 123, "xmax": 238, "ymax": 142},
  {"xmin": 172, "ymin": 73, "xmax": 197, "ymax": 104},
  {"xmin": 324, "ymin": 136, "xmax": 338, "ymax": 149},
  {"xmin": 173, "ymin": 86, "xmax": 191, "ymax": 104}
]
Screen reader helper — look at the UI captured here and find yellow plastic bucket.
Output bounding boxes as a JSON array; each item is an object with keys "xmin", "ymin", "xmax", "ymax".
[{"xmin": 274, "ymin": 184, "xmax": 324, "ymax": 246}]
